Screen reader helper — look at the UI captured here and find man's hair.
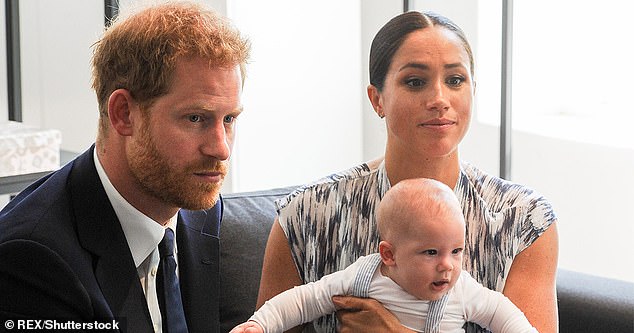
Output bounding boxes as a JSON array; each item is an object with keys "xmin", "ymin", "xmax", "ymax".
[{"xmin": 91, "ymin": 0, "xmax": 250, "ymax": 135}]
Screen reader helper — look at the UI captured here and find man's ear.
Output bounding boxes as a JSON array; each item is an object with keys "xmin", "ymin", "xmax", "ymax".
[
  {"xmin": 367, "ymin": 84, "xmax": 385, "ymax": 118},
  {"xmin": 107, "ymin": 89, "xmax": 137, "ymax": 137},
  {"xmin": 379, "ymin": 240, "xmax": 396, "ymax": 266}
]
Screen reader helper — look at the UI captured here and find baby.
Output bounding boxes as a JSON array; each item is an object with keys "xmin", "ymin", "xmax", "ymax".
[{"xmin": 231, "ymin": 178, "xmax": 538, "ymax": 333}]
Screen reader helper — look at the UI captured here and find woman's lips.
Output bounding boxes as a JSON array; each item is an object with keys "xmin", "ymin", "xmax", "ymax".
[{"xmin": 420, "ymin": 118, "xmax": 456, "ymax": 128}]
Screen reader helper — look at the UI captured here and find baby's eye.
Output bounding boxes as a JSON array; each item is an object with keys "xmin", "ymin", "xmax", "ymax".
[
  {"xmin": 423, "ymin": 249, "xmax": 438, "ymax": 256},
  {"xmin": 452, "ymin": 248, "xmax": 464, "ymax": 255}
]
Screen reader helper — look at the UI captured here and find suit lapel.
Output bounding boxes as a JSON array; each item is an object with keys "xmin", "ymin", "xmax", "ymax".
[
  {"xmin": 178, "ymin": 199, "xmax": 222, "ymax": 333},
  {"xmin": 70, "ymin": 147, "xmax": 153, "ymax": 333}
]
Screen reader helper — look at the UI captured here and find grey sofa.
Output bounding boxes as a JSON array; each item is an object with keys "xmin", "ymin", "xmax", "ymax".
[{"xmin": 219, "ymin": 187, "xmax": 634, "ymax": 333}]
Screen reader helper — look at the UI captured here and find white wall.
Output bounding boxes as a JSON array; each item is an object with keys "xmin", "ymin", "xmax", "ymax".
[
  {"xmin": 226, "ymin": 0, "xmax": 364, "ymax": 192},
  {"xmin": 0, "ymin": 1, "xmax": 7, "ymax": 123},
  {"xmin": 359, "ymin": 0, "xmax": 401, "ymax": 161},
  {"xmin": 513, "ymin": 132, "xmax": 634, "ymax": 282},
  {"xmin": 19, "ymin": 0, "xmax": 102, "ymax": 153}
]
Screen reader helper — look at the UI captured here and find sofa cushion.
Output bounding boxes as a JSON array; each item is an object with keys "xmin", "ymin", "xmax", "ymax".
[
  {"xmin": 557, "ymin": 269, "xmax": 634, "ymax": 332},
  {"xmin": 219, "ymin": 186, "xmax": 295, "ymax": 333}
]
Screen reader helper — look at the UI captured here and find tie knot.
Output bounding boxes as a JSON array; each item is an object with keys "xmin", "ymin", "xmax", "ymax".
[{"xmin": 158, "ymin": 228, "xmax": 175, "ymax": 258}]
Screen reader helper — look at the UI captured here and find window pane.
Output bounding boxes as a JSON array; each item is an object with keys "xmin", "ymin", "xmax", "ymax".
[{"xmin": 513, "ymin": 1, "xmax": 634, "ymax": 282}]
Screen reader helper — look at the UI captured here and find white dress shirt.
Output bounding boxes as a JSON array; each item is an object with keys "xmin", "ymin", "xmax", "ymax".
[{"xmin": 94, "ymin": 150, "xmax": 179, "ymax": 333}]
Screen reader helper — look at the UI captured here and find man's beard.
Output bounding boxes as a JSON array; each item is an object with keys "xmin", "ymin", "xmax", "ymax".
[{"xmin": 127, "ymin": 125, "xmax": 226, "ymax": 210}]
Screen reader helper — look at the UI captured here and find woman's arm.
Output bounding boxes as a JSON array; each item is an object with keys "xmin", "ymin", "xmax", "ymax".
[
  {"xmin": 256, "ymin": 219, "xmax": 305, "ymax": 333},
  {"xmin": 503, "ymin": 221, "xmax": 559, "ymax": 333}
]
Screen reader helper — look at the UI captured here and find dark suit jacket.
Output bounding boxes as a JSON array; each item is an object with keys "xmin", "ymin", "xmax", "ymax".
[{"xmin": 0, "ymin": 147, "xmax": 222, "ymax": 332}]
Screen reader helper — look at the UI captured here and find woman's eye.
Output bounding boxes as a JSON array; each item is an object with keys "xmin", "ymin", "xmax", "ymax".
[
  {"xmin": 446, "ymin": 76, "xmax": 465, "ymax": 87},
  {"xmin": 406, "ymin": 78, "xmax": 425, "ymax": 88}
]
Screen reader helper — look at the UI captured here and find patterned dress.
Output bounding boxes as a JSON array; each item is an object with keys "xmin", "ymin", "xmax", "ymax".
[{"xmin": 276, "ymin": 159, "xmax": 556, "ymax": 333}]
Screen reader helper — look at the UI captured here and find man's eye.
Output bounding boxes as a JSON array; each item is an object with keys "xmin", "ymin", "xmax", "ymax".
[
  {"xmin": 188, "ymin": 115, "xmax": 203, "ymax": 122},
  {"xmin": 223, "ymin": 115, "xmax": 236, "ymax": 124}
]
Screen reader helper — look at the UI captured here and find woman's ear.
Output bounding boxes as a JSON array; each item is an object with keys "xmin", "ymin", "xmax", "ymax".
[
  {"xmin": 367, "ymin": 85, "xmax": 385, "ymax": 118},
  {"xmin": 107, "ymin": 89, "xmax": 137, "ymax": 137},
  {"xmin": 379, "ymin": 240, "xmax": 396, "ymax": 266}
]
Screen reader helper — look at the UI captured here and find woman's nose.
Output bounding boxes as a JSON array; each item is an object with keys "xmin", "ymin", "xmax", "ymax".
[{"xmin": 425, "ymin": 80, "xmax": 450, "ymax": 112}]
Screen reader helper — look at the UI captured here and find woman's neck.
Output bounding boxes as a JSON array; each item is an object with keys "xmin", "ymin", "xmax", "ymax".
[{"xmin": 384, "ymin": 149, "xmax": 461, "ymax": 190}]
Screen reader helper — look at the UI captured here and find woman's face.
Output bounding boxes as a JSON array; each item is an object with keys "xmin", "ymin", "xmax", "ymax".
[{"xmin": 369, "ymin": 26, "xmax": 474, "ymax": 159}]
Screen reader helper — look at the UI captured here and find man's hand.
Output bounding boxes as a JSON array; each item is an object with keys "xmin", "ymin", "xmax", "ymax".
[{"xmin": 332, "ymin": 296, "xmax": 415, "ymax": 333}]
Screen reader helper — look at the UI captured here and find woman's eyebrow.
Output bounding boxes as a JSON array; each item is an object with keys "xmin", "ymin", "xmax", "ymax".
[
  {"xmin": 398, "ymin": 62, "xmax": 466, "ymax": 72},
  {"xmin": 399, "ymin": 62, "xmax": 430, "ymax": 72}
]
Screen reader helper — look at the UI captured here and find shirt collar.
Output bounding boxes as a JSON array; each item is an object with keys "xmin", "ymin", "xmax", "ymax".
[{"xmin": 93, "ymin": 149, "xmax": 178, "ymax": 267}]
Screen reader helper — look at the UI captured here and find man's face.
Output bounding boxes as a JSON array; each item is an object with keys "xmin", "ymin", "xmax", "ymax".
[{"xmin": 127, "ymin": 57, "xmax": 243, "ymax": 210}]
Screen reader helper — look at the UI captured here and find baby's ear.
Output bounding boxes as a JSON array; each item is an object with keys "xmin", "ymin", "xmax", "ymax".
[{"xmin": 379, "ymin": 240, "xmax": 396, "ymax": 266}]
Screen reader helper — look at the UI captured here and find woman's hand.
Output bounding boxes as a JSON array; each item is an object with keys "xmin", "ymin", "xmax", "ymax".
[
  {"xmin": 229, "ymin": 321, "xmax": 264, "ymax": 333},
  {"xmin": 332, "ymin": 296, "xmax": 415, "ymax": 333}
]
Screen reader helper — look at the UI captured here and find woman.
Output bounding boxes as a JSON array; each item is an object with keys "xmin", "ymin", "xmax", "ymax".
[{"xmin": 257, "ymin": 11, "xmax": 558, "ymax": 333}]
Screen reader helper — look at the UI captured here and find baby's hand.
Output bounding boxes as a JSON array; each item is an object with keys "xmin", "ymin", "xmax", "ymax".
[{"xmin": 229, "ymin": 321, "xmax": 265, "ymax": 333}]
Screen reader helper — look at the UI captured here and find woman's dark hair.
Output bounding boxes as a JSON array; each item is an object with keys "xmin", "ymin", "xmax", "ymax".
[{"xmin": 369, "ymin": 11, "xmax": 474, "ymax": 91}]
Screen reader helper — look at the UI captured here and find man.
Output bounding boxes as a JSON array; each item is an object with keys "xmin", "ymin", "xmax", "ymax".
[{"xmin": 0, "ymin": 2, "xmax": 250, "ymax": 332}]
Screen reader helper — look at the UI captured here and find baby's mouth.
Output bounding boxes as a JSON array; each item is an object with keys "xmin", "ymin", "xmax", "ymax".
[
  {"xmin": 431, "ymin": 278, "xmax": 450, "ymax": 291},
  {"xmin": 432, "ymin": 280, "xmax": 449, "ymax": 287}
]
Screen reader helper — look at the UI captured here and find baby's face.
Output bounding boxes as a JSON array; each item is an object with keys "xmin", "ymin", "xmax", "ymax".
[{"xmin": 387, "ymin": 213, "xmax": 465, "ymax": 301}]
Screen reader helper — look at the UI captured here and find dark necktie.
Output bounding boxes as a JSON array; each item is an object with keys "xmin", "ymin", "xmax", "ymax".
[{"xmin": 157, "ymin": 228, "xmax": 188, "ymax": 333}]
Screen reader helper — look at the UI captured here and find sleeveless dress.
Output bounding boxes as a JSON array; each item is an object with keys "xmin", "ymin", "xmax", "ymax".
[{"xmin": 276, "ymin": 159, "xmax": 556, "ymax": 333}]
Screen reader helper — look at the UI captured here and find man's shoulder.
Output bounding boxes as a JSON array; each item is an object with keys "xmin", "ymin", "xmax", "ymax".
[
  {"xmin": 0, "ymin": 234, "xmax": 97, "ymax": 321},
  {"xmin": 0, "ymin": 160, "xmax": 77, "ymax": 236}
]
